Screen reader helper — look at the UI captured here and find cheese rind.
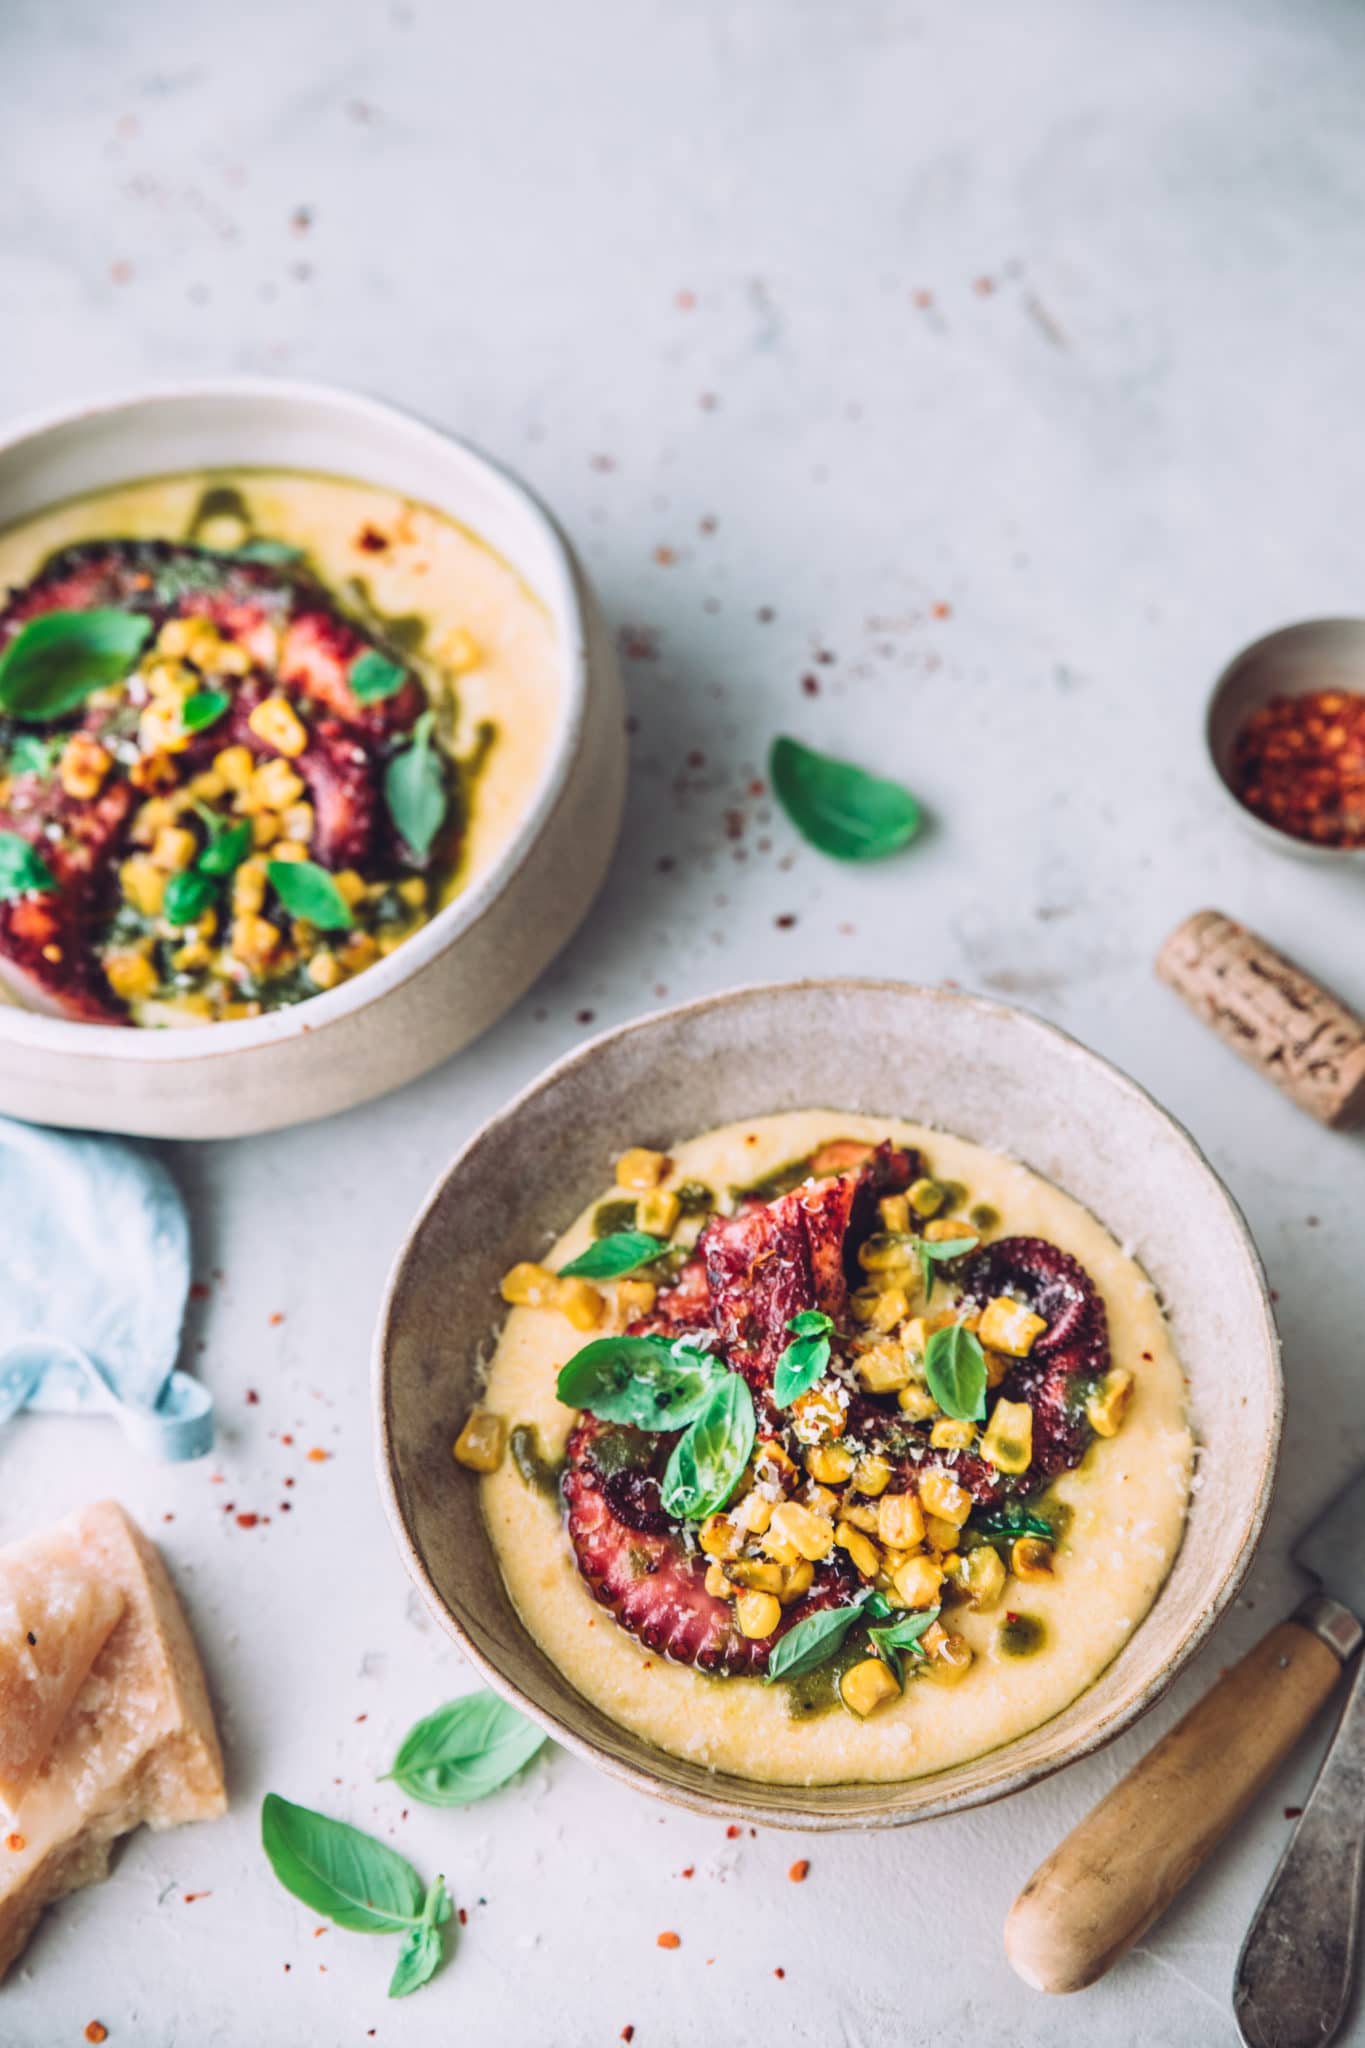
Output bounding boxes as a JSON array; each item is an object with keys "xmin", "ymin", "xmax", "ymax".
[
  {"xmin": 0, "ymin": 1534, "xmax": 124, "ymax": 1815},
  {"xmin": 0, "ymin": 1501, "xmax": 226, "ymax": 1980}
]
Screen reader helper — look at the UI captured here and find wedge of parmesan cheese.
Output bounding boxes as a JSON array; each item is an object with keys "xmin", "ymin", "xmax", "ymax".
[{"xmin": 0, "ymin": 1501, "xmax": 226, "ymax": 1980}]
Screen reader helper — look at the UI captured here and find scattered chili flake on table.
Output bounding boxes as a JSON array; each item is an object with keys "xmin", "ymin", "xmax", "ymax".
[
  {"xmin": 235, "ymin": 1513, "xmax": 258, "ymax": 1530},
  {"xmin": 656, "ymin": 1931, "xmax": 681, "ymax": 1950},
  {"xmin": 5, "ymin": 1833, "xmax": 25, "ymax": 1852},
  {"xmin": 84, "ymin": 2025, "xmax": 109, "ymax": 2044},
  {"xmin": 775, "ymin": 1967, "xmax": 787, "ymax": 1980},
  {"xmin": 1231, "ymin": 689, "xmax": 1365, "ymax": 846},
  {"xmin": 1284, "ymin": 1805, "xmax": 1304, "ymax": 1819},
  {"xmin": 269, "ymin": 1312, "xmax": 285, "ymax": 1327},
  {"xmin": 725, "ymin": 1824, "xmax": 741, "ymax": 1839},
  {"xmin": 788, "ymin": 1859, "xmax": 810, "ymax": 1883},
  {"xmin": 306, "ymin": 1448, "xmax": 330, "ymax": 1463},
  {"xmin": 621, "ymin": 2029, "xmax": 635, "ymax": 2043}
]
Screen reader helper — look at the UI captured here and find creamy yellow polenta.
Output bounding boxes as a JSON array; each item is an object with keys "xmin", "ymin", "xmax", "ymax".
[{"xmin": 480, "ymin": 1111, "xmax": 1193, "ymax": 1786}]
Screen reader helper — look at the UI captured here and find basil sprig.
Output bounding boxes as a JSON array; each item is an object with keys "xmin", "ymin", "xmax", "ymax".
[
  {"xmin": 917, "ymin": 1234, "xmax": 977, "ymax": 1305},
  {"xmin": 556, "ymin": 1332, "xmax": 722, "ymax": 1432},
  {"xmin": 769, "ymin": 735, "xmax": 922, "ymax": 862},
  {"xmin": 558, "ymin": 1230, "xmax": 670, "ymax": 1281},
  {"xmin": 383, "ymin": 1691, "xmax": 547, "ymax": 1807},
  {"xmin": 924, "ymin": 1323, "xmax": 987, "ymax": 1422},
  {"xmin": 267, "ymin": 858, "xmax": 355, "ymax": 931},
  {"xmin": 8, "ymin": 733, "xmax": 60, "ymax": 777},
  {"xmin": 351, "ymin": 648, "xmax": 409, "ymax": 704},
  {"xmin": 773, "ymin": 1309, "xmax": 835, "ymax": 1408},
  {"xmin": 0, "ymin": 608, "xmax": 152, "ymax": 722},
  {"xmin": 867, "ymin": 1605, "xmax": 940, "ymax": 1682},
  {"xmin": 196, "ymin": 814, "xmax": 252, "ymax": 877},
  {"xmin": 160, "ymin": 812, "xmax": 254, "ymax": 928},
  {"xmin": 0, "ymin": 831, "xmax": 55, "ymax": 900},
  {"xmin": 764, "ymin": 1590, "xmax": 873, "ymax": 1683},
  {"xmin": 660, "ymin": 1369, "xmax": 756, "ymax": 1520},
  {"xmin": 972, "ymin": 1505, "xmax": 1054, "ymax": 1546},
  {"xmin": 384, "ymin": 711, "xmax": 447, "ymax": 859},
  {"xmin": 260, "ymin": 1793, "xmax": 451, "ymax": 1999},
  {"xmin": 181, "ymin": 687, "xmax": 230, "ymax": 734},
  {"xmin": 162, "ymin": 869, "xmax": 218, "ymax": 927}
]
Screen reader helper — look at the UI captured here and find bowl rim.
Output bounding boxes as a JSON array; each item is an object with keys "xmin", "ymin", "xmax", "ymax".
[
  {"xmin": 0, "ymin": 375, "xmax": 593, "ymax": 1058},
  {"xmin": 373, "ymin": 975, "xmax": 1283, "ymax": 1829},
  {"xmin": 1204, "ymin": 615, "xmax": 1365, "ymax": 865}
]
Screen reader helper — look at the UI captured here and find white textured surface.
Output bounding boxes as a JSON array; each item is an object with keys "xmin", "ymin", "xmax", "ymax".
[{"xmin": 3, "ymin": 1, "xmax": 1365, "ymax": 2041}]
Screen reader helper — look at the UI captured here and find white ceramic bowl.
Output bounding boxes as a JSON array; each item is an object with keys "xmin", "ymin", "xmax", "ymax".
[
  {"xmin": 0, "ymin": 380, "xmax": 625, "ymax": 1137},
  {"xmin": 376, "ymin": 979, "xmax": 1282, "ymax": 1829}
]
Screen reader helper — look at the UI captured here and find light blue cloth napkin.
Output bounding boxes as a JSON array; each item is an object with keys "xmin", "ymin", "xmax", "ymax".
[{"xmin": 0, "ymin": 1117, "xmax": 213, "ymax": 1460}]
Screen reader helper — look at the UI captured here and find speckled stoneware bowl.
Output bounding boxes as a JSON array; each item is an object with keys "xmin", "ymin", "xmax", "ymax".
[
  {"xmin": 375, "ymin": 979, "xmax": 1282, "ymax": 1829},
  {"xmin": 1206, "ymin": 618, "xmax": 1365, "ymax": 864},
  {"xmin": 0, "ymin": 380, "xmax": 626, "ymax": 1137}
]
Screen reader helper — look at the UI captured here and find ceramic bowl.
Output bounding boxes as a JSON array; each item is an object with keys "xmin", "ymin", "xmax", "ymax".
[
  {"xmin": 1206, "ymin": 618, "xmax": 1365, "ymax": 864},
  {"xmin": 375, "ymin": 979, "xmax": 1282, "ymax": 1829},
  {"xmin": 0, "ymin": 380, "xmax": 626, "ymax": 1137}
]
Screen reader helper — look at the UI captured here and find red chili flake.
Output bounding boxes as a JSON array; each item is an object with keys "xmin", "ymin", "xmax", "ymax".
[
  {"xmin": 724, "ymin": 811, "xmax": 745, "ymax": 840},
  {"xmin": 680, "ymin": 1866, "xmax": 695, "ymax": 1879},
  {"xmin": 281, "ymin": 1433, "xmax": 294, "ymax": 1445},
  {"xmin": 931, "ymin": 600, "xmax": 952, "ymax": 620},
  {"xmin": 725, "ymin": 1824, "xmax": 742, "ymax": 1839},
  {"xmin": 1005, "ymin": 1611, "xmax": 1020, "ymax": 1624},
  {"xmin": 283, "ymin": 1476, "xmax": 295, "ymax": 1487},
  {"xmin": 675, "ymin": 289, "xmax": 696, "ymax": 310},
  {"xmin": 183, "ymin": 1891, "xmax": 211, "ymax": 1903},
  {"xmin": 269, "ymin": 1312, "xmax": 285, "ymax": 1327},
  {"xmin": 699, "ymin": 516, "xmax": 718, "ymax": 535},
  {"xmin": 801, "ymin": 673, "xmax": 819, "ymax": 695},
  {"xmin": 699, "ymin": 391, "xmax": 718, "ymax": 410},
  {"xmin": 162, "ymin": 1512, "xmax": 174, "ymax": 1522},
  {"xmin": 5, "ymin": 1833, "xmax": 25, "ymax": 1852},
  {"xmin": 657, "ymin": 1930, "xmax": 681, "ymax": 1949},
  {"xmin": 355, "ymin": 1713, "xmax": 368, "ymax": 1723},
  {"xmin": 687, "ymin": 749, "xmax": 706, "ymax": 769},
  {"xmin": 775, "ymin": 914, "xmax": 797, "ymax": 930},
  {"xmin": 973, "ymin": 275, "xmax": 996, "ymax": 295},
  {"xmin": 1231, "ymin": 689, "xmax": 1365, "ymax": 846},
  {"xmin": 1284, "ymin": 1805, "xmax": 1304, "ymax": 1819},
  {"xmin": 306, "ymin": 1448, "xmax": 330, "ymax": 1463},
  {"xmin": 246, "ymin": 1389, "xmax": 260, "ymax": 1405},
  {"xmin": 313, "ymin": 1926, "xmax": 326, "ymax": 1937},
  {"xmin": 911, "ymin": 287, "xmax": 934, "ymax": 309},
  {"xmin": 85, "ymin": 2026, "xmax": 109, "ymax": 2044},
  {"xmin": 356, "ymin": 525, "xmax": 390, "ymax": 552},
  {"xmin": 1141, "ymin": 1351, "xmax": 1153, "ymax": 1362},
  {"xmin": 788, "ymin": 1859, "xmax": 810, "ymax": 1883},
  {"xmin": 189, "ymin": 1281, "xmax": 211, "ymax": 1302},
  {"xmin": 279, "ymin": 1501, "xmax": 291, "ymax": 1512},
  {"xmin": 575, "ymin": 1010, "xmax": 595, "ymax": 1026},
  {"xmin": 458, "ymin": 1907, "xmax": 468, "ymax": 1925},
  {"xmin": 653, "ymin": 545, "xmax": 676, "ymax": 567},
  {"xmin": 110, "ymin": 260, "xmax": 133, "ymax": 285},
  {"xmin": 775, "ymin": 1967, "xmax": 786, "ymax": 1979},
  {"xmin": 234, "ymin": 1512, "xmax": 258, "ymax": 1529},
  {"xmin": 222, "ymin": 1503, "xmax": 236, "ymax": 1514}
]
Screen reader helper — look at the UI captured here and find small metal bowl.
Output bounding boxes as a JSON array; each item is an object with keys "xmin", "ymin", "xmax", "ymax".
[{"xmin": 1206, "ymin": 618, "xmax": 1365, "ymax": 864}]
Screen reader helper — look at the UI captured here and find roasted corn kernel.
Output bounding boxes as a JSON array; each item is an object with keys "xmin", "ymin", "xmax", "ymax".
[
  {"xmin": 918, "ymin": 1469, "xmax": 971, "ymax": 1527},
  {"xmin": 214, "ymin": 744, "xmax": 254, "ymax": 792},
  {"xmin": 555, "ymin": 1278, "xmax": 605, "ymax": 1332},
  {"xmin": 835, "ymin": 1521, "xmax": 881, "ymax": 1579},
  {"xmin": 878, "ymin": 1191, "xmax": 911, "ymax": 1233},
  {"xmin": 306, "ymin": 950, "xmax": 342, "ymax": 991},
  {"xmin": 777, "ymin": 1560, "xmax": 815, "ymax": 1604},
  {"xmin": 841, "ymin": 1657, "xmax": 900, "ymax": 1718},
  {"xmin": 924, "ymin": 1217, "xmax": 980, "ymax": 1246},
  {"xmin": 638, "ymin": 1187, "xmax": 680, "ymax": 1236},
  {"xmin": 731, "ymin": 1490, "xmax": 775, "ymax": 1536},
  {"xmin": 856, "ymin": 1342, "xmax": 911, "ymax": 1394},
  {"xmin": 1011, "ymin": 1537, "xmax": 1054, "ymax": 1582},
  {"xmin": 500, "ymin": 1261, "xmax": 557, "ymax": 1308},
  {"xmin": 699, "ymin": 1514, "xmax": 741, "ymax": 1561},
  {"xmin": 852, "ymin": 1454, "xmax": 891, "ymax": 1497},
  {"xmin": 806, "ymin": 1443, "xmax": 856, "ymax": 1485},
  {"xmin": 453, "ymin": 1409, "xmax": 506, "ymax": 1473},
  {"xmin": 766, "ymin": 1500, "xmax": 835, "ymax": 1562},
  {"xmin": 958, "ymin": 1543, "xmax": 1006, "ymax": 1609},
  {"xmin": 978, "ymin": 1295, "xmax": 1048, "ymax": 1357},
  {"xmin": 892, "ymin": 1554, "xmax": 944, "ymax": 1608},
  {"xmin": 1086, "ymin": 1367, "xmax": 1134, "ymax": 1437},
  {"xmin": 616, "ymin": 1147, "xmax": 668, "ymax": 1190},
  {"xmin": 730, "ymin": 1559, "xmax": 784, "ymax": 1593},
  {"xmin": 788, "ymin": 1384, "xmax": 847, "ymax": 1443},
  {"xmin": 979, "ymin": 1397, "xmax": 1034, "ymax": 1475},
  {"xmin": 923, "ymin": 1629, "xmax": 973, "ymax": 1683},
  {"xmin": 616, "ymin": 1277, "xmax": 657, "ymax": 1320},
  {"xmin": 930, "ymin": 1417, "xmax": 976, "ymax": 1451},
  {"xmin": 104, "ymin": 951, "xmax": 158, "ymax": 1001},
  {"xmin": 230, "ymin": 913, "xmax": 281, "ymax": 968},
  {"xmin": 119, "ymin": 854, "xmax": 166, "ymax": 916},
  {"xmin": 58, "ymin": 733, "xmax": 111, "ymax": 800},
  {"xmin": 897, "ymin": 1382, "xmax": 939, "ymax": 1421},
  {"xmin": 704, "ymin": 1562, "xmax": 736, "ymax": 1599},
  {"xmin": 923, "ymin": 1513, "xmax": 963, "ymax": 1553},
  {"xmin": 867, "ymin": 1285, "xmax": 909, "ymax": 1333},
  {"xmin": 877, "ymin": 1491, "xmax": 925, "ymax": 1550},
  {"xmin": 734, "ymin": 1591, "xmax": 781, "ymax": 1640},
  {"xmin": 907, "ymin": 1176, "xmax": 945, "ymax": 1218},
  {"xmin": 248, "ymin": 696, "xmax": 308, "ymax": 758},
  {"xmin": 151, "ymin": 824, "xmax": 197, "ymax": 872}
]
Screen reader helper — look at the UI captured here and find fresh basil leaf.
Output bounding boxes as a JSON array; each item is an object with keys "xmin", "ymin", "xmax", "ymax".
[
  {"xmin": 556, "ymin": 1334, "xmax": 721, "ymax": 1430},
  {"xmin": 260, "ymin": 1793, "xmax": 424, "ymax": 1932},
  {"xmin": 267, "ymin": 859, "xmax": 355, "ymax": 930},
  {"xmin": 236, "ymin": 538, "xmax": 304, "ymax": 565},
  {"xmin": 558, "ymin": 1231, "xmax": 670, "ymax": 1280},
  {"xmin": 384, "ymin": 711, "xmax": 447, "ymax": 860},
  {"xmin": 389, "ymin": 1915, "xmax": 444, "ymax": 1999},
  {"xmin": 786, "ymin": 1309, "xmax": 834, "ymax": 1338},
  {"xmin": 384, "ymin": 1693, "xmax": 547, "ymax": 1808},
  {"xmin": 162, "ymin": 868, "xmax": 219, "ymax": 927},
  {"xmin": 769, "ymin": 734, "xmax": 922, "ymax": 862},
  {"xmin": 916, "ymin": 1233, "xmax": 977, "ymax": 1305},
  {"xmin": 0, "ymin": 832, "xmax": 54, "ymax": 899},
  {"xmin": 924, "ymin": 1324, "xmax": 987, "ymax": 1422},
  {"xmin": 197, "ymin": 816, "xmax": 252, "ymax": 877},
  {"xmin": 773, "ymin": 1332, "xmax": 831, "ymax": 1408},
  {"xmin": 8, "ymin": 733, "xmax": 60, "ymax": 777},
  {"xmin": 867, "ymin": 1605, "xmax": 940, "ymax": 1682},
  {"xmin": 660, "ymin": 1371, "xmax": 756, "ymax": 1520},
  {"xmin": 0, "ymin": 609, "xmax": 151, "ymax": 722},
  {"xmin": 764, "ymin": 1590, "xmax": 873, "ymax": 1683},
  {"xmin": 971, "ymin": 1506, "xmax": 1054, "ymax": 1544},
  {"xmin": 181, "ymin": 687, "xmax": 230, "ymax": 733},
  {"xmin": 351, "ymin": 648, "xmax": 409, "ymax": 704}
]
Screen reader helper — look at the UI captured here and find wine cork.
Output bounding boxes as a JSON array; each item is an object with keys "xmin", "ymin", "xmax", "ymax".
[{"xmin": 1156, "ymin": 910, "xmax": 1365, "ymax": 1128}]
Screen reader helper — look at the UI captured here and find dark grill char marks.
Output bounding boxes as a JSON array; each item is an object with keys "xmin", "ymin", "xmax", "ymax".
[
  {"xmin": 0, "ymin": 774, "xmax": 133, "ymax": 1021},
  {"xmin": 562, "ymin": 1416, "xmax": 863, "ymax": 1676}
]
